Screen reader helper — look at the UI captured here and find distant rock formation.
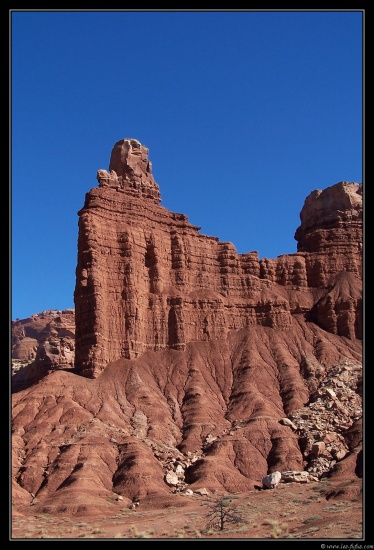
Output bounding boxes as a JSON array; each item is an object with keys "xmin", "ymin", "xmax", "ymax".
[
  {"xmin": 11, "ymin": 309, "xmax": 75, "ymax": 389},
  {"xmin": 74, "ymin": 138, "xmax": 362, "ymax": 378}
]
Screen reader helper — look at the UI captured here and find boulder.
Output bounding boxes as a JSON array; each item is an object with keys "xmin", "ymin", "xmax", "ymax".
[{"xmin": 262, "ymin": 471, "xmax": 282, "ymax": 489}]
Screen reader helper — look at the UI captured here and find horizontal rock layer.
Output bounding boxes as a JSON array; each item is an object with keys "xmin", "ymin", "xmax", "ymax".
[
  {"xmin": 74, "ymin": 139, "xmax": 362, "ymax": 378},
  {"xmin": 12, "ymin": 138, "xmax": 362, "ymax": 514}
]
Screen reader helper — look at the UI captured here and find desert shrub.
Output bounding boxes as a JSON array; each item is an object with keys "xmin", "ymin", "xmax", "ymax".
[
  {"xmin": 202, "ymin": 496, "xmax": 244, "ymax": 532},
  {"xmin": 263, "ymin": 519, "xmax": 289, "ymax": 538}
]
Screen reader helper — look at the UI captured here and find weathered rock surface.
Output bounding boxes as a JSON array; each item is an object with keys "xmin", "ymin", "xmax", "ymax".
[
  {"xmin": 281, "ymin": 359, "xmax": 362, "ymax": 479},
  {"xmin": 11, "ymin": 138, "xmax": 362, "ymax": 516},
  {"xmin": 262, "ymin": 471, "xmax": 281, "ymax": 489},
  {"xmin": 12, "ymin": 309, "xmax": 75, "ymax": 390},
  {"xmin": 74, "ymin": 139, "xmax": 362, "ymax": 378}
]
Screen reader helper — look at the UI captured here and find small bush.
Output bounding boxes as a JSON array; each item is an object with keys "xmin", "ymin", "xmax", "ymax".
[
  {"xmin": 202, "ymin": 496, "xmax": 245, "ymax": 532},
  {"xmin": 264, "ymin": 519, "xmax": 289, "ymax": 538}
]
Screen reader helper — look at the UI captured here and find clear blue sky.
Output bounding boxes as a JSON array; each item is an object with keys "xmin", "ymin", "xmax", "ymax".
[{"xmin": 11, "ymin": 10, "xmax": 363, "ymax": 321}]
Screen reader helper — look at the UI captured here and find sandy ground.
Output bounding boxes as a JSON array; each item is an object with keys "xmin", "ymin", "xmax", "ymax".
[{"xmin": 11, "ymin": 478, "xmax": 366, "ymax": 541}]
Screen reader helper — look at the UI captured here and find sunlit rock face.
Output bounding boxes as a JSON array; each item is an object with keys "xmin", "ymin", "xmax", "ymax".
[
  {"xmin": 74, "ymin": 140, "xmax": 362, "ymax": 377},
  {"xmin": 11, "ymin": 139, "xmax": 362, "ymax": 510}
]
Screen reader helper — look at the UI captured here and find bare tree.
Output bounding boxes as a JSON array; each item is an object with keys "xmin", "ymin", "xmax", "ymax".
[{"xmin": 203, "ymin": 496, "xmax": 244, "ymax": 532}]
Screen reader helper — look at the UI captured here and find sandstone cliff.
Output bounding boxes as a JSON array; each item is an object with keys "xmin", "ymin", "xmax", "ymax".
[
  {"xmin": 11, "ymin": 138, "xmax": 362, "ymax": 514},
  {"xmin": 74, "ymin": 138, "xmax": 362, "ymax": 378}
]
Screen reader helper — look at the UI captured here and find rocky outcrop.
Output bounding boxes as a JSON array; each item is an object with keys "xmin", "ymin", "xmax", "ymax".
[
  {"xmin": 11, "ymin": 138, "xmax": 362, "ymax": 515},
  {"xmin": 295, "ymin": 181, "xmax": 362, "ymax": 260},
  {"xmin": 282, "ymin": 359, "xmax": 362, "ymax": 478},
  {"xmin": 11, "ymin": 350, "xmax": 362, "ymax": 514},
  {"xmin": 97, "ymin": 138, "xmax": 161, "ymax": 203},
  {"xmin": 74, "ymin": 139, "xmax": 362, "ymax": 378},
  {"xmin": 12, "ymin": 309, "xmax": 75, "ymax": 390}
]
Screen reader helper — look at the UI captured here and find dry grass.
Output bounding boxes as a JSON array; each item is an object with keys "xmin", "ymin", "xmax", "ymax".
[{"xmin": 11, "ymin": 480, "xmax": 363, "ymax": 540}]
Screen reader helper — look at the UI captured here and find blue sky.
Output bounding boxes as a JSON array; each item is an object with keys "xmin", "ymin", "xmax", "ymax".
[{"xmin": 11, "ymin": 10, "xmax": 363, "ymax": 321}]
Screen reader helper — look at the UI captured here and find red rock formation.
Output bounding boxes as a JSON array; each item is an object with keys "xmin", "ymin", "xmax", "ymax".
[
  {"xmin": 12, "ymin": 309, "xmax": 75, "ymax": 389},
  {"xmin": 74, "ymin": 139, "xmax": 362, "ymax": 378},
  {"xmin": 11, "ymin": 138, "xmax": 362, "ymax": 514}
]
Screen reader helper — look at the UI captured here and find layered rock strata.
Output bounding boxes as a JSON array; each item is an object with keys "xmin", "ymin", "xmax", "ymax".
[
  {"xmin": 11, "ymin": 309, "xmax": 75, "ymax": 389},
  {"xmin": 74, "ymin": 139, "xmax": 362, "ymax": 378},
  {"xmin": 11, "ymin": 138, "xmax": 362, "ymax": 513}
]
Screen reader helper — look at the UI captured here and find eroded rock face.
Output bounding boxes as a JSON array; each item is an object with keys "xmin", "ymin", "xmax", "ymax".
[
  {"xmin": 11, "ymin": 139, "xmax": 362, "ymax": 514},
  {"xmin": 11, "ymin": 350, "xmax": 362, "ymax": 514},
  {"xmin": 12, "ymin": 310, "xmax": 75, "ymax": 389},
  {"xmin": 97, "ymin": 138, "xmax": 161, "ymax": 203},
  {"xmin": 295, "ymin": 182, "xmax": 362, "ymax": 260},
  {"xmin": 74, "ymin": 140, "xmax": 362, "ymax": 378}
]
